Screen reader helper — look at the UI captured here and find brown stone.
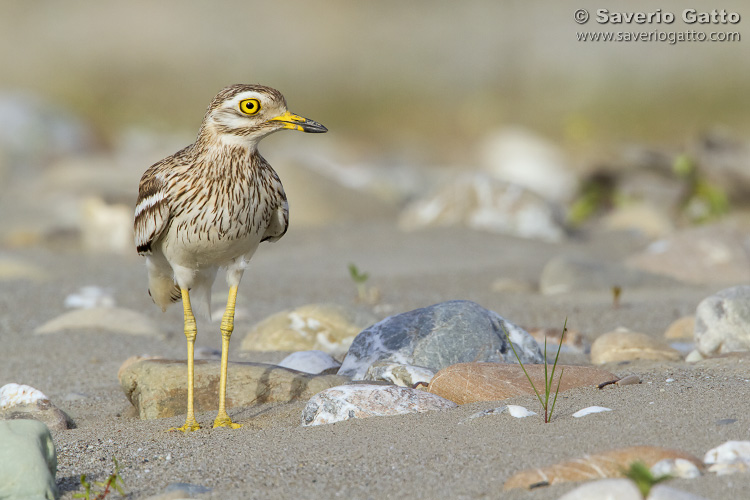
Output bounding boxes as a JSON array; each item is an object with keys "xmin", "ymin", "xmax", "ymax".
[
  {"xmin": 591, "ymin": 330, "xmax": 683, "ymax": 364},
  {"xmin": 526, "ymin": 326, "xmax": 589, "ymax": 354},
  {"xmin": 119, "ymin": 358, "xmax": 350, "ymax": 419},
  {"xmin": 664, "ymin": 316, "xmax": 695, "ymax": 340},
  {"xmin": 504, "ymin": 446, "xmax": 704, "ymax": 490},
  {"xmin": 425, "ymin": 362, "xmax": 617, "ymax": 405}
]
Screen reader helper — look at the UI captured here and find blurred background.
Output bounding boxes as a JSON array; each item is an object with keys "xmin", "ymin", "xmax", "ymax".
[{"xmin": 0, "ymin": 0, "xmax": 749, "ymax": 252}]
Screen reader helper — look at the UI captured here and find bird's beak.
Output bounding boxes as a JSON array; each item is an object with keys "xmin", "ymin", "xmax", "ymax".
[{"xmin": 268, "ymin": 110, "xmax": 328, "ymax": 133}]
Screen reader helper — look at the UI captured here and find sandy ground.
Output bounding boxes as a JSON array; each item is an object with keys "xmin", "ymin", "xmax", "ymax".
[{"xmin": 1, "ymin": 221, "xmax": 749, "ymax": 500}]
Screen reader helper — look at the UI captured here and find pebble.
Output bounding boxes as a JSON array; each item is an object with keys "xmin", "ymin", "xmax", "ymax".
[
  {"xmin": 601, "ymin": 201, "xmax": 674, "ymax": 239},
  {"xmin": 664, "ymin": 316, "xmax": 695, "ymax": 340},
  {"xmin": 625, "ymin": 223, "xmax": 750, "ymax": 285},
  {"xmin": 119, "ymin": 358, "xmax": 350, "ymax": 420},
  {"xmin": 301, "ymin": 384, "xmax": 457, "ymax": 426},
  {"xmin": 364, "ymin": 361, "xmax": 435, "ymax": 387},
  {"xmin": 34, "ymin": 307, "xmax": 163, "ymax": 337},
  {"xmin": 479, "ymin": 127, "xmax": 577, "ymax": 203},
  {"xmin": 651, "ymin": 458, "xmax": 702, "ymax": 479},
  {"xmin": 426, "ymin": 362, "xmax": 616, "ymax": 405},
  {"xmin": 63, "ymin": 285, "xmax": 116, "ymax": 309},
  {"xmin": 503, "ymin": 446, "xmax": 704, "ymax": 490},
  {"xmin": 240, "ymin": 303, "xmax": 376, "ymax": 357},
  {"xmin": 80, "ymin": 196, "xmax": 134, "ymax": 254},
  {"xmin": 590, "ymin": 329, "xmax": 682, "ymax": 364},
  {"xmin": 694, "ymin": 285, "xmax": 750, "ymax": 356},
  {"xmin": 338, "ymin": 300, "xmax": 543, "ymax": 380},
  {"xmin": 0, "ymin": 420, "xmax": 58, "ymax": 500},
  {"xmin": 0, "ymin": 383, "xmax": 74, "ymax": 432},
  {"xmin": 398, "ymin": 172, "xmax": 565, "ymax": 242},
  {"xmin": 277, "ymin": 350, "xmax": 341, "ymax": 374},
  {"xmin": 572, "ymin": 406, "xmax": 612, "ymax": 418},
  {"xmin": 704, "ymin": 440, "xmax": 750, "ymax": 476},
  {"xmin": 507, "ymin": 405, "xmax": 536, "ymax": 418},
  {"xmin": 557, "ymin": 478, "xmax": 642, "ymax": 500}
]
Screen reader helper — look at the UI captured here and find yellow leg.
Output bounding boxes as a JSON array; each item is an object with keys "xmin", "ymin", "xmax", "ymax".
[
  {"xmin": 213, "ymin": 285, "xmax": 242, "ymax": 429},
  {"xmin": 168, "ymin": 289, "xmax": 201, "ymax": 433}
]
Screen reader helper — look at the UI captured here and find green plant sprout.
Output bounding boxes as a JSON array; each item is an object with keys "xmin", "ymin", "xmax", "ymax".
[
  {"xmin": 502, "ymin": 319, "xmax": 567, "ymax": 423},
  {"xmin": 623, "ymin": 460, "xmax": 671, "ymax": 497},
  {"xmin": 73, "ymin": 456, "xmax": 125, "ymax": 500},
  {"xmin": 348, "ymin": 263, "xmax": 370, "ymax": 302},
  {"xmin": 612, "ymin": 285, "xmax": 622, "ymax": 309}
]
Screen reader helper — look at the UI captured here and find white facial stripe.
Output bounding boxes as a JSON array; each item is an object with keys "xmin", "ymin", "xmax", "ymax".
[{"xmin": 134, "ymin": 192, "xmax": 165, "ymax": 218}]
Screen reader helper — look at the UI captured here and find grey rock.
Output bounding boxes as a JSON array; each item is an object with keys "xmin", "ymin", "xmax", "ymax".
[
  {"xmin": 540, "ymin": 254, "xmax": 679, "ymax": 295},
  {"xmin": 0, "ymin": 420, "xmax": 58, "ymax": 500},
  {"xmin": 695, "ymin": 286, "xmax": 750, "ymax": 356},
  {"xmin": 301, "ymin": 384, "xmax": 457, "ymax": 426},
  {"xmin": 338, "ymin": 301, "xmax": 543, "ymax": 380}
]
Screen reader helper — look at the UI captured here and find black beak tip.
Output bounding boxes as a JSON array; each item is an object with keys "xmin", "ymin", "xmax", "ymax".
[{"xmin": 303, "ymin": 121, "xmax": 328, "ymax": 134}]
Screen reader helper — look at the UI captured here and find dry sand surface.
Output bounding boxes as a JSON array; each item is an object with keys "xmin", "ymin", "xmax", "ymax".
[{"xmin": 2, "ymin": 222, "xmax": 749, "ymax": 499}]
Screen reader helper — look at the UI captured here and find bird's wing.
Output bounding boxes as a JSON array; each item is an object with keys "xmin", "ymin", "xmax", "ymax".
[
  {"xmin": 134, "ymin": 168, "xmax": 171, "ymax": 255},
  {"xmin": 261, "ymin": 174, "xmax": 289, "ymax": 243}
]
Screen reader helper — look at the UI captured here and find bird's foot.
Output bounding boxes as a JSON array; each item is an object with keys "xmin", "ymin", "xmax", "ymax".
[
  {"xmin": 213, "ymin": 414, "xmax": 242, "ymax": 429},
  {"xmin": 168, "ymin": 417, "xmax": 201, "ymax": 433}
]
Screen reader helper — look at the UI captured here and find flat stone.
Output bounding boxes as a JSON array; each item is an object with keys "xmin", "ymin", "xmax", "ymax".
[
  {"xmin": 240, "ymin": 303, "xmax": 376, "ymax": 357},
  {"xmin": 277, "ymin": 350, "xmax": 341, "ymax": 374},
  {"xmin": 426, "ymin": 363, "xmax": 616, "ymax": 404},
  {"xmin": 540, "ymin": 255, "xmax": 678, "ymax": 295},
  {"xmin": 338, "ymin": 301, "xmax": 543, "ymax": 380},
  {"xmin": 34, "ymin": 307, "xmax": 163, "ymax": 337},
  {"xmin": 664, "ymin": 316, "xmax": 695, "ymax": 340},
  {"xmin": 364, "ymin": 361, "xmax": 435, "ymax": 387},
  {"xmin": 0, "ymin": 420, "xmax": 58, "ymax": 500},
  {"xmin": 119, "ymin": 358, "xmax": 350, "ymax": 419},
  {"xmin": 626, "ymin": 224, "xmax": 750, "ymax": 285},
  {"xmin": 695, "ymin": 286, "xmax": 750, "ymax": 356},
  {"xmin": 504, "ymin": 446, "xmax": 703, "ymax": 490},
  {"xmin": 591, "ymin": 329, "xmax": 683, "ymax": 364},
  {"xmin": 301, "ymin": 384, "xmax": 457, "ymax": 426},
  {"xmin": 398, "ymin": 173, "xmax": 565, "ymax": 242}
]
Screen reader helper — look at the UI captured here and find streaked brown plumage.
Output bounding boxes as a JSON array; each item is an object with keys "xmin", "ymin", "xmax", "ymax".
[{"xmin": 134, "ymin": 84, "xmax": 326, "ymax": 431}]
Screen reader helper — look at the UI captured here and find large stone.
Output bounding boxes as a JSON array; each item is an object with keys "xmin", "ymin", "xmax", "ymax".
[
  {"xmin": 240, "ymin": 303, "xmax": 376, "ymax": 357},
  {"xmin": 625, "ymin": 224, "xmax": 750, "ymax": 285},
  {"xmin": 504, "ymin": 446, "xmax": 703, "ymax": 490},
  {"xmin": 695, "ymin": 286, "xmax": 750, "ymax": 356},
  {"xmin": 301, "ymin": 384, "xmax": 457, "ymax": 426},
  {"xmin": 591, "ymin": 330, "xmax": 683, "ymax": 364},
  {"xmin": 398, "ymin": 173, "xmax": 565, "ymax": 242},
  {"xmin": 337, "ymin": 301, "xmax": 543, "ymax": 380},
  {"xmin": 118, "ymin": 358, "xmax": 350, "ymax": 419},
  {"xmin": 426, "ymin": 363, "xmax": 617, "ymax": 405},
  {"xmin": 0, "ymin": 420, "xmax": 58, "ymax": 500},
  {"xmin": 540, "ymin": 255, "xmax": 678, "ymax": 295},
  {"xmin": 664, "ymin": 316, "xmax": 695, "ymax": 340},
  {"xmin": 34, "ymin": 307, "xmax": 162, "ymax": 337}
]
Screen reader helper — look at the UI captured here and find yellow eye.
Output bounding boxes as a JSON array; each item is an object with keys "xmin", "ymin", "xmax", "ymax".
[{"xmin": 239, "ymin": 98, "xmax": 261, "ymax": 115}]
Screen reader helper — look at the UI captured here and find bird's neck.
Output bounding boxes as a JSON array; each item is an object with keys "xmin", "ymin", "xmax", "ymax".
[{"xmin": 192, "ymin": 129, "xmax": 263, "ymax": 177}]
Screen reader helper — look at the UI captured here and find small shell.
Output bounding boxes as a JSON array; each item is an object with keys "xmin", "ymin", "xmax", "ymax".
[
  {"xmin": 572, "ymin": 406, "xmax": 612, "ymax": 418},
  {"xmin": 0, "ymin": 383, "xmax": 49, "ymax": 408}
]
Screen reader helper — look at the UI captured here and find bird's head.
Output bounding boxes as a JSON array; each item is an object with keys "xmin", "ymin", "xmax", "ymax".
[{"xmin": 199, "ymin": 84, "xmax": 327, "ymax": 148}]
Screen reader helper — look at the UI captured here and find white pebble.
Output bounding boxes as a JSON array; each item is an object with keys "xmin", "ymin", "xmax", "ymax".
[
  {"xmin": 665, "ymin": 378, "xmax": 675, "ymax": 383},
  {"xmin": 704, "ymin": 440, "xmax": 750, "ymax": 465},
  {"xmin": 572, "ymin": 406, "xmax": 612, "ymax": 418},
  {"xmin": 507, "ymin": 405, "xmax": 536, "ymax": 418},
  {"xmin": 64, "ymin": 286, "xmax": 115, "ymax": 309},
  {"xmin": 651, "ymin": 458, "xmax": 702, "ymax": 479},
  {"xmin": 0, "ymin": 383, "xmax": 49, "ymax": 408}
]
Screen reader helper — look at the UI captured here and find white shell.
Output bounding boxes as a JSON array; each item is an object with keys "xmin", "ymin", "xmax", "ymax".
[
  {"xmin": 507, "ymin": 405, "xmax": 536, "ymax": 418},
  {"xmin": 572, "ymin": 406, "xmax": 612, "ymax": 418},
  {"xmin": 0, "ymin": 383, "xmax": 49, "ymax": 408}
]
